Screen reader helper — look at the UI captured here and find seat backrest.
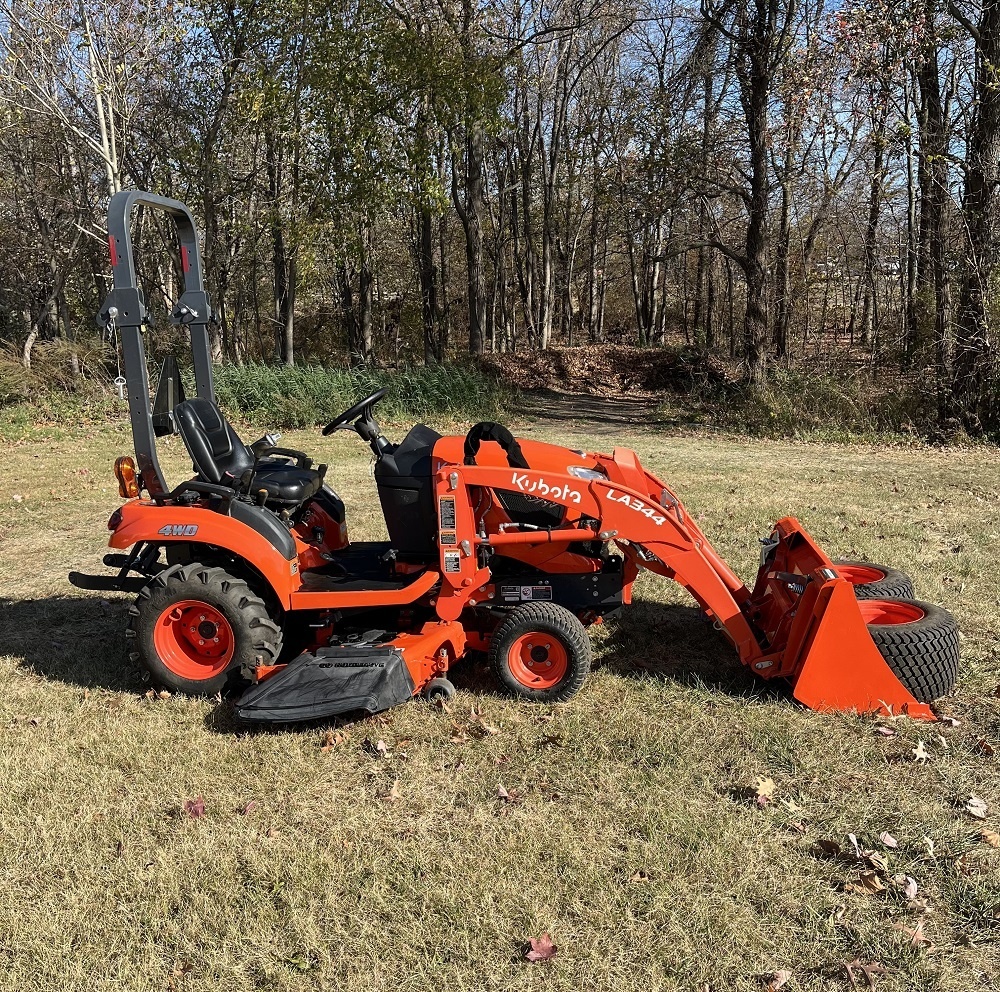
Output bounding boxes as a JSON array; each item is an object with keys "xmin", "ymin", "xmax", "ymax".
[{"xmin": 174, "ymin": 397, "xmax": 254, "ymax": 486}]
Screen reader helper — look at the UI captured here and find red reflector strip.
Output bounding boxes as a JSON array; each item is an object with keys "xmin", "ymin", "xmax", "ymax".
[
  {"xmin": 108, "ymin": 234, "xmax": 117, "ymax": 267},
  {"xmin": 180, "ymin": 245, "xmax": 190, "ymax": 272}
]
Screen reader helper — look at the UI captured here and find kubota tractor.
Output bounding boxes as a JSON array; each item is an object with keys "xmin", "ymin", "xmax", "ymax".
[{"xmin": 71, "ymin": 191, "xmax": 959, "ymax": 723}]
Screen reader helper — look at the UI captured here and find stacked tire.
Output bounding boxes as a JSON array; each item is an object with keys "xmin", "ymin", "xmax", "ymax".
[{"xmin": 833, "ymin": 558, "xmax": 959, "ymax": 703}]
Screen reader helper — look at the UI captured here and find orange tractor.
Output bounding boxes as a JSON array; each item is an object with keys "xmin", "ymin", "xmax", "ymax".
[{"xmin": 73, "ymin": 192, "xmax": 959, "ymax": 723}]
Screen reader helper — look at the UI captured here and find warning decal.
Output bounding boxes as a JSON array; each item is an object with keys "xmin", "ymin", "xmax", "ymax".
[
  {"xmin": 443, "ymin": 551, "xmax": 461, "ymax": 573},
  {"xmin": 439, "ymin": 497, "xmax": 456, "ymax": 529}
]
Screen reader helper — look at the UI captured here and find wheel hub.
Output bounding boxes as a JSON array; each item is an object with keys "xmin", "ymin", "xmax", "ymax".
[{"xmin": 153, "ymin": 600, "xmax": 235, "ymax": 680}]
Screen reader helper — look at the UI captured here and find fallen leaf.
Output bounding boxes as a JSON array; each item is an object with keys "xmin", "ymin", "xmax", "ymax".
[
  {"xmin": 874, "ymin": 725, "xmax": 897, "ymax": 738},
  {"xmin": 938, "ymin": 715, "xmax": 961, "ymax": 727},
  {"xmin": 240, "ymin": 800, "xmax": 257, "ymax": 815},
  {"xmin": 524, "ymin": 933, "xmax": 557, "ymax": 963},
  {"xmin": 182, "ymin": 796, "xmax": 205, "ymax": 818},
  {"xmin": 816, "ymin": 838, "xmax": 842, "ymax": 856},
  {"xmin": 879, "ymin": 832, "xmax": 898, "ymax": 849},
  {"xmin": 923, "ymin": 836, "xmax": 936, "ymax": 859},
  {"xmin": 913, "ymin": 740, "xmax": 929, "ymax": 763},
  {"xmin": 848, "ymin": 833, "xmax": 863, "ymax": 859},
  {"xmin": 765, "ymin": 969, "xmax": 792, "ymax": 991},
  {"xmin": 320, "ymin": 729, "xmax": 344, "ymax": 751},
  {"xmin": 974, "ymin": 739, "xmax": 996, "ymax": 758},
  {"xmin": 755, "ymin": 776, "xmax": 776, "ymax": 805},
  {"xmin": 157, "ymin": 690, "xmax": 171, "ymax": 700},
  {"xmin": 629, "ymin": 870, "xmax": 650, "ymax": 883},
  {"xmin": 28, "ymin": 717, "xmax": 40, "ymax": 727},
  {"xmin": 980, "ymin": 828, "xmax": 1000, "ymax": 848},
  {"xmin": 497, "ymin": 784, "xmax": 521, "ymax": 804},
  {"xmin": 892, "ymin": 874, "xmax": 919, "ymax": 899},
  {"xmin": 895, "ymin": 918, "xmax": 930, "ymax": 947},
  {"xmin": 11, "ymin": 494, "xmax": 22, "ymax": 502},
  {"xmin": 382, "ymin": 779, "xmax": 400, "ymax": 803},
  {"xmin": 865, "ymin": 851, "xmax": 890, "ymax": 874},
  {"xmin": 844, "ymin": 958, "xmax": 886, "ymax": 988},
  {"xmin": 965, "ymin": 795, "xmax": 988, "ymax": 820},
  {"xmin": 376, "ymin": 739, "xmax": 389, "ymax": 755},
  {"xmin": 846, "ymin": 871, "xmax": 885, "ymax": 894}
]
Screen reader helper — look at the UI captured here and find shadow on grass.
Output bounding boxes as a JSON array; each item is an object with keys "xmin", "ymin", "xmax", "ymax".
[
  {"xmin": 0, "ymin": 593, "xmax": 791, "ymax": 728},
  {"xmin": 0, "ymin": 594, "xmax": 141, "ymax": 693},
  {"xmin": 597, "ymin": 597, "xmax": 791, "ymax": 707}
]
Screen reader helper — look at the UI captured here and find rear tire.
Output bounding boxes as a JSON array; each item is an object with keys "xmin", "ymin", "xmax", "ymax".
[
  {"xmin": 489, "ymin": 603, "xmax": 591, "ymax": 703},
  {"xmin": 126, "ymin": 563, "xmax": 283, "ymax": 696},
  {"xmin": 833, "ymin": 559, "xmax": 915, "ymax": 601},
  {"xmin": 862, "ymin": 598, "xmax": 959, "ymax": 703}
]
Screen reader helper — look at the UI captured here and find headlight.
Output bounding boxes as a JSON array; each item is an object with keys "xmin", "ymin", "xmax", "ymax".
[{"xmin": 567, "ymin": 466, "xmax": 606, "ymax": 481}]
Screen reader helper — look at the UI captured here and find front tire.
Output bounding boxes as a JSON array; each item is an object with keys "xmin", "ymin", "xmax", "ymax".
[
  {"xmin": 126, "ymin": 563, "xmax": 283, "ymax": 696},
  {"xmin": 833, "ymin": 559, "xmax": 915, "ymax": 601},
  {"xmin": 861, "ymin": 598, "xmax": 959, "ymax": 703},
  {"xmin": 489, "ymin": 603, "xmax": 591, "ymax": 703}
]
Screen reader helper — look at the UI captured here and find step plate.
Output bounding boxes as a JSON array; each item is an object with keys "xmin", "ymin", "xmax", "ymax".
[{"xmin": 235, "ymin": 645, "xmax": 415, "ymax": 723}]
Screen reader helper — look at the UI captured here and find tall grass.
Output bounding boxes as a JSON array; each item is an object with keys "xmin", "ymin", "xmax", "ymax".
[
  {"xmin": 0, "ymin": 341, "xmax": 508, "ymax": 437},
  {"xmin": 214, "ymin": 362, "xmax": 508, "ymax": 427}
]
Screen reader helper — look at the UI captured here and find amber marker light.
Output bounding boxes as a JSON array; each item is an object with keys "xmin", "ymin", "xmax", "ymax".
[{"xmin": 114, "ymin": 456, "xmax": 140, "ymax": 499}]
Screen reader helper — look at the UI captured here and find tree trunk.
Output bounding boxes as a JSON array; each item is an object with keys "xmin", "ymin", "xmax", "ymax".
[{"xmin": 953, "ymin": 1, "xmax": 1000, "ymax": 430}]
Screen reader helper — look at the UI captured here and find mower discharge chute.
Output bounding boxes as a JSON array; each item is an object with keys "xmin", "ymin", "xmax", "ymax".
[{"xmin": 73, "ymin": 191, "xmax": 959, "ymax": 723}]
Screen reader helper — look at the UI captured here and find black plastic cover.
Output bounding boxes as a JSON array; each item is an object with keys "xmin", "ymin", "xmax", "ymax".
[{"xmin": 235, "ymin": 645, "xmax": 415, "ymax": 723}]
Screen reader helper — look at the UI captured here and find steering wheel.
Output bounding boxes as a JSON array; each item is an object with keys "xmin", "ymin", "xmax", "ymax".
[{"xmin": 322, "ymin": 387, "xmax": 389, "ymax": 436}]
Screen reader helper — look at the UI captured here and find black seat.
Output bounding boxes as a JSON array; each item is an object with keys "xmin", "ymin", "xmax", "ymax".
[{"xmin": 174, "ymin": 398, "xmax": 322, "ymax": 509}]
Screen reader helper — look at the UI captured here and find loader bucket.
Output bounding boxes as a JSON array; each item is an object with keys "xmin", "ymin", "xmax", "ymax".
[
  {"xmin": 745, "ymin": 518, "xmax": 937, "ymax": 721},
  {"xmin": 786, "ymin": 578, "xmax": 936, "ymax": 720}
]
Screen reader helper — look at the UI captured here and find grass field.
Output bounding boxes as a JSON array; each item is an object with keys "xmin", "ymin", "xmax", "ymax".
[{"xmin": 0, "ymin": 408, "xmax": 998, "ymax": 991}]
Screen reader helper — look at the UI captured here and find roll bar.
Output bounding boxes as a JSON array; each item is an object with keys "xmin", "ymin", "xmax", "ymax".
[{"xmin": 98, "ymin": 191, "xmax": 216, "ymax": 496}]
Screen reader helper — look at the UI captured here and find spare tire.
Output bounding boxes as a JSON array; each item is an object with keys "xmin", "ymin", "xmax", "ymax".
[
  {"xmin": 860, "ymin": 599, "xmax": 959, "ymax": 702},
  {"xmin": 833, "ymin": 559, "xmax": 915, "ymax": 601}
]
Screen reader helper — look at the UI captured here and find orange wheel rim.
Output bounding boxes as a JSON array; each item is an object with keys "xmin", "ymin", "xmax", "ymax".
[
  {"xmin": 858, "ymin": 599, "xmax": 925, "ymax": 627},
  {"xmin": 152, "ymin": 599, "xmax": 235, "ymax": 680},
  {"xmin": 836, "ymin": 563, "xmax": 887, "ymax": 585},
  {"xmin": 507, "ymin": 634, "xmax": 568, "ymax": 689}
]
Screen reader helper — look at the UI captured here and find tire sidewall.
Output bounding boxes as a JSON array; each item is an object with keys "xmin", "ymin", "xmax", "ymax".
[
  {"xmin": 490, "ymin": 605, "xmax": 591, "ymax": 703},
  {"xmin": 133, "ymin": 570, "xmax": 265, "ymax": 695}
]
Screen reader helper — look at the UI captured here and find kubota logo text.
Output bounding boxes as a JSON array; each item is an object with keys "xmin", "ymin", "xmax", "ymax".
[
  {"xmin": 158, "ymin": 524, "xmax": 199, "ymax": 537},
  {"xmin": 605, "ymin": 489, "xmax": 666, "ymax": 526},
  {"xmin": 511, "ymin": 472, "xmax": 582, "ymax": 504}
]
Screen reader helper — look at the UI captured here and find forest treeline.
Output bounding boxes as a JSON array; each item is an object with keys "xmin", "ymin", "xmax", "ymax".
[{"xmin": 1, "ymin": 0, "xmax": 1000, "ymax": 432}]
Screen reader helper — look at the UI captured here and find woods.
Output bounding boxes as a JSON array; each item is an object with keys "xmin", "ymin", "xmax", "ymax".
[{"xmin": 2, "ymin": 0, "xmax": 1000, "ymax": 431}]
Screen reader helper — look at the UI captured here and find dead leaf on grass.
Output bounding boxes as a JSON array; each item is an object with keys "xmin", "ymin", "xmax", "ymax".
[
  {"xmin": 524, "ymin": 933, "xmax": 557, "ymax": 963},
  {"xmin": 629, "ymin": 870, "xmax": 651, "ymax": 883},
  {"xmin": 497, "ymin": 784, "xmax": 521, "ymax": 804},
  {"xmin": 980, "ymin": 828, "xmax": 1000, "ymax": 848},
  {"xmin": 894, "ymin": 918, "xmax": 931, "ymax": 948},
  {"xmin": 182, "ymin": 796, "xmax": 205, "ymax": 819},
  {"xmin": 320, "ymin": 730, "xmax": 345, "ymax": 751},
  {"xmin": 382, "ymin": 779, "xmax": 400, "ymax": 803},
  {"xmin": 874, "ymin": 725, "xmax": 896, "ymax": 738},
  {"xmin": 965, "ymin": 795, "xmax": 988, "ymax": 820},
  {"xmin": 845, "ymin": 872, "xmax": 885, "ymax": 895},
  {"xmin": 913, "ymin": 740, "xmax": 929, "ymax": 763},
  {"xmin": 240, "ymin": 800, "xmax": 257, "ymax": 816},
  {"xmin": 764, "ymin": 969, "xmax": 792, "ymax": 991},
  {"xmin": 892, "ymin": 874, "xmax": 919, "ymax": 900},
  {"xmin": 844, "ymin": 958, "xmax": 886, "ymax": 988},
  {"xmin": 938, "ymin": 715, "xmax": 961, "ymax": 727},
  {"xmin": 879, "ymin": 832, "xmax": 898, "ymax": 849},
  {"xmin": 974, "ymin": 739, "xmax": 996, "ymax": 758},
  {"xmin": 815, "ymin": 838, "xmax": 842, "ymax": 857}
]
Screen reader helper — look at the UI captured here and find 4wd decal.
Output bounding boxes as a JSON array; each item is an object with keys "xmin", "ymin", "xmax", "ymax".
[
  {"xmin": 604, "ymin": 489, "xmax": 666, "ymax": 526},
  {"xmin": 511, "ymin": 472, "xmax": 582, "ymax": 504},
  {"xmin": 157, "ymin": 524, "xmax": 199, "ymax": 537}
]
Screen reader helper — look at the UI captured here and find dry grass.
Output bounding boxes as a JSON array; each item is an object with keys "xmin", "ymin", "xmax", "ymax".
[{"xmin": 0, "ymin": 409, "xmax": 998, "ymax": 992}]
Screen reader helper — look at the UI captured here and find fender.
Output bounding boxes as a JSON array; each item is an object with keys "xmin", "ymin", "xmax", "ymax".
[{"xmin": 108, "ymin": 499, "xmax": 298, "ymax": 607}]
